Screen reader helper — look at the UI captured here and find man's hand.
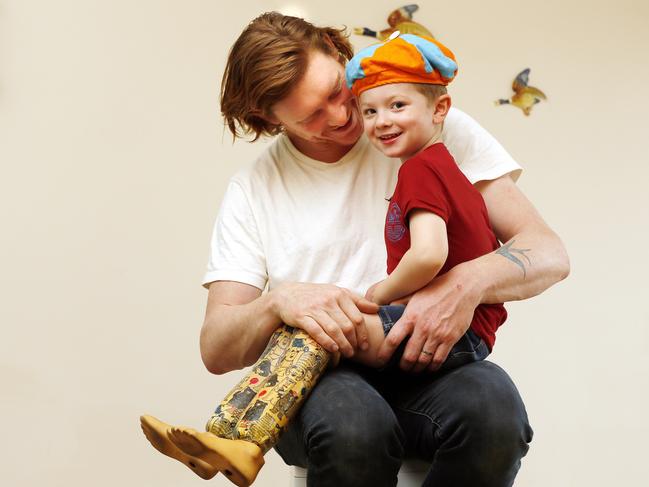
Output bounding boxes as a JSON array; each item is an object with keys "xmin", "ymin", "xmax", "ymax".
[
  {"xmin": 271, "ymin": 282, "xmax": 378, "ymax": 357},
  {"xmin": 377, "ymin": 266, "xmax": 480, "ymax": 372}
]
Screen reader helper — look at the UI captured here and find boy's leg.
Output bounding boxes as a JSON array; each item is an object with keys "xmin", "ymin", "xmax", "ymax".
[
  {"xmin": 163, "ymin": 329, "xmax": 334, "ymax": 485},
  {"xmin": 140, "ymin": 325, "xmax": 295, "ymax": 486},
  {"xmin": 140, "ymin": 414, "xmax": 264, "ymax": 486},
  {"xmin": 348, "ymin": 309, "xmax": 394, "ymax": 368},
  {"xmin": 208, "ymin": 307, "xmax": 397, "ymax": 449},
  {"xmin": 352, "ymin": 305, "xmax": 490, "ymax": 372},
  {"xmin": 206, "ymin": 324, "xmax": 295, "ymax": 438},
  {"xmin": 235, "ymin": 329, "xmax": 332, "ymax": 452},
  {"xmin": 158, "ymin": 310, "xmax": 406, "ymax": 484}
]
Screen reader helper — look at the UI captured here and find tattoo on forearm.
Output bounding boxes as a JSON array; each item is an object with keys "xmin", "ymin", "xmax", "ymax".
[{"xmin": 496, "ymin": 240, "xmax": 532, "ymax": 277}]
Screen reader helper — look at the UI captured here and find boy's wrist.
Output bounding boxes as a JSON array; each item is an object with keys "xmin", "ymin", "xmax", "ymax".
[{"xmin": 372, "ymin": 283, "xmax": 389, "ymax": 306}]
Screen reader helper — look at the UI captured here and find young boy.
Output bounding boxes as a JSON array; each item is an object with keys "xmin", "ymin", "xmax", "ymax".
[
  {"xmin": 346, "ymin": 32, "xmax": 506, "ymax": 366},
  {"xmin": 140, "ymin": 33, "xmax": 505, "ymax": 487}
]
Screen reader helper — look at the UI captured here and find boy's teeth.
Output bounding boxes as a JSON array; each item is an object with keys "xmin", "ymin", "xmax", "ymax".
[{"xmin": 379, "ymin": 133, "xmax": 399, "ymax": 140}]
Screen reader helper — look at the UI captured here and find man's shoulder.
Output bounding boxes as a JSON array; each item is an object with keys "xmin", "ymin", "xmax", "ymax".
[
  {"xmin": 443, "ymin": 106, "xmax": 472, "ymax": 132},
  {"xmin": 228, "ymin": 137, "xmax": 288, "ymax": 187},
  {"xmin": 440, "ymin": 107, "xmax": 522, "ymax": 184}
]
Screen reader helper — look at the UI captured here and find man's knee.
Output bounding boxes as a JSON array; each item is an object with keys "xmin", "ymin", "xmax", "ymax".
[
  {"xmin": 312, "ymin": 406, "xmax": 403, "ymax": 459},
  {"xmin": 307, "ymin": 412, "xmax": 404, "ymax": 486},
  {"xmin": 447, "ymin": 362, "xmax": 533, "ymax": 475},
  {"xmin": 300, "ymin": 367, "xmax": 405, "ymax": 484},
  {"xmin": 305, "ymin": 367, "xmax": 404, "ymax": 454},
  {"xmin": 462, "ymin": 361, "xmax": 532, "ymax": 436}
]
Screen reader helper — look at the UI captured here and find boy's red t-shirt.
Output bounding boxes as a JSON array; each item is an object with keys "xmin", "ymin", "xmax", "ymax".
[{"xmin": 385, "ymin": 143, "xmax": 507, "ymax": 350}]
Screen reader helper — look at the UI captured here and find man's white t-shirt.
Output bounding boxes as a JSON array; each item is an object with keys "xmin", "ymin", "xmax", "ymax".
[{"xmin": 203, "ymin": 107, "xmax": 521, "ymax": 296}]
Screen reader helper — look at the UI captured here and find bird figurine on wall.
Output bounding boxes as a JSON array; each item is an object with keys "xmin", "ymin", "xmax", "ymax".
[
  {"xmin": 353, "ymin": 4, "xmax": 434, "ymax": 40},
  {"xmin": 495, "ymin": 68, "xmax": 547, "ymax": 116}
]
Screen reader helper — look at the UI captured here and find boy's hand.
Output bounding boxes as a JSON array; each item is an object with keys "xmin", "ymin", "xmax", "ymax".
[
  {"xmin": 365, "ymin": 280, "xmax": 393, "ymax": 305},
  {"xmin": 364, "ymin": 280, "xmax": 383, "ymax": 303}
]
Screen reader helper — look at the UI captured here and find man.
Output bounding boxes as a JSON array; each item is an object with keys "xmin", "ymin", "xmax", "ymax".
[{"xmin": 200, "ymin": 12, "xmax": 568, "ymax": 486}]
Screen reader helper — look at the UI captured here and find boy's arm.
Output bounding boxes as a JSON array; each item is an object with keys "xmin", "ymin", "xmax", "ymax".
[{"xmin": 370, "ymin": 210, "xmax": 449, "ymax": 305}]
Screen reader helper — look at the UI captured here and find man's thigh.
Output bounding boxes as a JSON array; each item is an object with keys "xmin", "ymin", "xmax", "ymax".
[{"xmin": 275, "ymin": 363, "xmax": 404, "ymax": 484}]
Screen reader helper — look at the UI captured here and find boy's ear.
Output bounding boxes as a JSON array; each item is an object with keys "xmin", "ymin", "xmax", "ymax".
[{"xmin": 432, "ymin": 94, "xmax": 451, "ymax": 124}]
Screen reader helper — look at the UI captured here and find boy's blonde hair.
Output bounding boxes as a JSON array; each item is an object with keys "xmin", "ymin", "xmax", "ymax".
[{"xmin": 413, "ymin": 83, "xmax": 448, "ymax": 105}]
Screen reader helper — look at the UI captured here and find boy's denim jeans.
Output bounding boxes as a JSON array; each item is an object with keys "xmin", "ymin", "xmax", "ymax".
[
  {"xmin": 275, "ymin": 305, "xmax": 533, "ymax": 487},
  {"xmin": 378, "ymin": 305, "xmax": 490, "ymax": 372}
]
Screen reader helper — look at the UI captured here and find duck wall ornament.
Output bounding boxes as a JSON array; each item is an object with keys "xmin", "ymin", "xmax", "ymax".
[
  {"xmin": 353, "ymin": 4, "xmax": 434, "ymax": 40},
  {"xmin": 495, "ymin": 68, "xmax": 547, "ymax": 116}
]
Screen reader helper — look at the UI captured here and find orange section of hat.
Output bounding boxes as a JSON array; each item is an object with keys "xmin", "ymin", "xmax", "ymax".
[{"xmin": 352, "ymin": 36, "xmax": 456, "ymax": 97}]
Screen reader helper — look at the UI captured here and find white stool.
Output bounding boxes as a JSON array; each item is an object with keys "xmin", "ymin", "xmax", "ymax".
[{"xmin": 291, "ymin": 459, "xmax": 430, "ymax": 486}]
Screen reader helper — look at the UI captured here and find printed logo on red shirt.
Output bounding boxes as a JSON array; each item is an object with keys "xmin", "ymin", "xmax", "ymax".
[{"xmin": 386, "ymin": 201, "xmax": 406, "ymax": 242}]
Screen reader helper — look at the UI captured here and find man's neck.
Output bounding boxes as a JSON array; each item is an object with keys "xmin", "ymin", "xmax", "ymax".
[{"xmin": 288, "ymin": 134, "xmax": 357, "ymax": 163}]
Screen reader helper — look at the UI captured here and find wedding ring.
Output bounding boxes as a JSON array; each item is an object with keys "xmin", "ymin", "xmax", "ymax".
[{"xmin": 421, "ymin": 350, "xmax": 433, "ymax": 356}]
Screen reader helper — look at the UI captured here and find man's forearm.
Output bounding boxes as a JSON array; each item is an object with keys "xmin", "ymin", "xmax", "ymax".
[
  {"xmin": 200, "ymin": 286, "xmax": 281, "ymax": 375},
  {"xmin": 457, "ymin": 227, "xmax": 569, "ymax": 305},
  {"xmin": 471, "ymin": 175, "xmax": 570, "ymax": 304},
  {"xmin": 200, "ymin": 280, "xmax": 378, "ymax": 374}
]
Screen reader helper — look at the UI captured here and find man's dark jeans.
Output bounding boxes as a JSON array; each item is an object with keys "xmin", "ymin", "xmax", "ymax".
[{"xmin": 275, "ymin": 308, "xmax": 533, "ymax": 486}]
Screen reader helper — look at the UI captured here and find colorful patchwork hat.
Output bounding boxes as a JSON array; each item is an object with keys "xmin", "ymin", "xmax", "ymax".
[{"xmin": 346, "ymin": 32, "xmax": 458, "ymax": 98}]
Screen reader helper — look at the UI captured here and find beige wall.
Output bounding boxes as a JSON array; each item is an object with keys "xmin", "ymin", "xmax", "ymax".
[{"xmin": 2, "ymin": 1, "xmax": 648, "ymax": 486}]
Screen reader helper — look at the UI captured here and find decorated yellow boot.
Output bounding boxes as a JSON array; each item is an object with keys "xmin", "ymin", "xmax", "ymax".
[
  {"xmin": 235, "ymin": 329, "xmax": 332, "ymax": 453},
  {"xmin": 142, "ymin": 327, "xmax": 336, "ymax": 486},
  {"xmin": 162, "ymin": 331, "xmax": 334, "ymax": 485},
  {"xmin": 141, "ymin": 325, "xmax": 293, "ymax": 484},
  {"xmin": 206, "ymin": 324, "xmax": 295, "ymax": 438},
  {"xmin": 140, "ymin": 414, "xmax": 264, "ymax": 486}
]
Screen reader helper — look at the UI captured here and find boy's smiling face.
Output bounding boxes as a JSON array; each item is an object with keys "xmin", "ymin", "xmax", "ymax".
[{"xmin": 359, "ymin": 82, "xmax": 445, "ymax": 162}]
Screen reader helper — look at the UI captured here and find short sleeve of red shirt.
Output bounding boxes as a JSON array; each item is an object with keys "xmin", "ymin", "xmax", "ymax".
[{"xmin": 397, "ymin": 147, "xmax": 452, "ymax": 224}]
